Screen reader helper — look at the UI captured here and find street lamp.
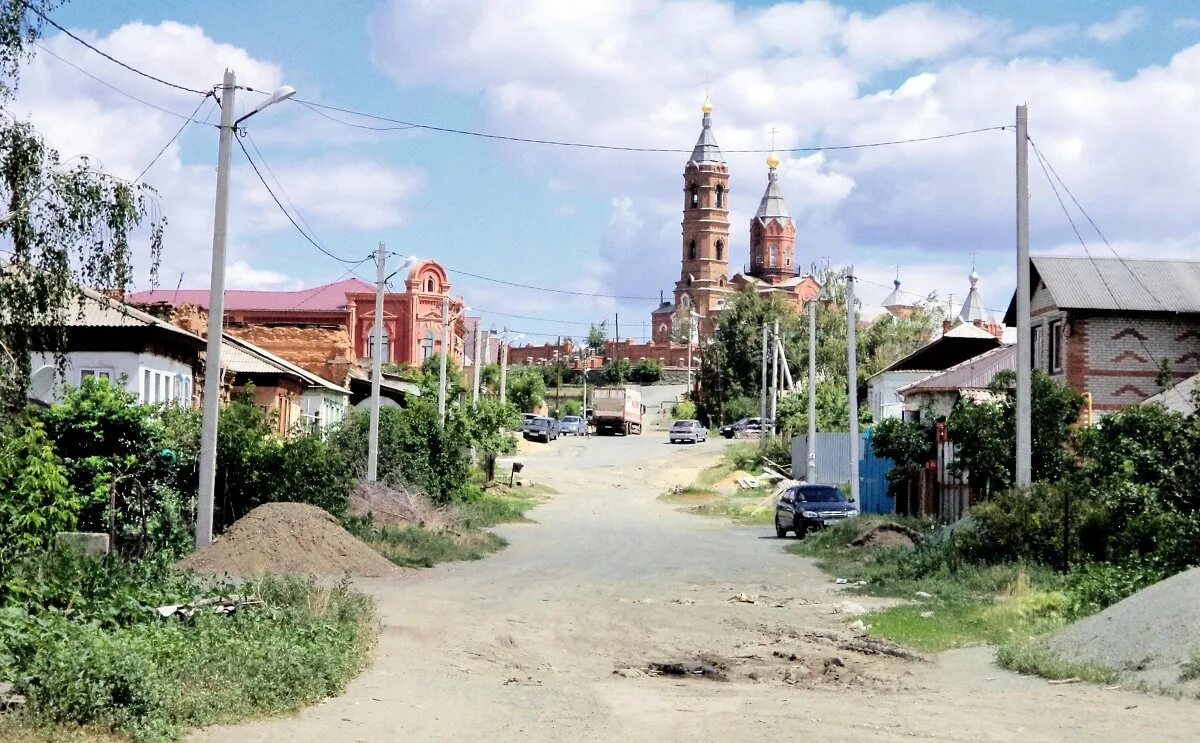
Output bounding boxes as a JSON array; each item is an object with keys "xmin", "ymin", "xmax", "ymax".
[
  {"xmin": 437, "ymin": 299, "xmax": 470, "ymax": 424},
  {"xmin": 498, "ymin": 329, "xmax": 523, "ymax": 406},
  {"xmin": 806, "ymin": 282, "xmax": 828, "ymax": 483},
  {"xmin": 196, "ymin": 71, "xmax": 295, "ymax": 549},
  {"xmin": 367, "ymin": 250, "xmax": 418, "ymax": 484}
]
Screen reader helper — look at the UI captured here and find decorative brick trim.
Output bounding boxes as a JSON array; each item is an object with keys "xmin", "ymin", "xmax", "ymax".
[
  {"xmin": 1111, "ymin": 350, "xmax": 1148, "ymax": 364},
  {"xmin": 1175, "ymin": 351, "xmax": 1200, "ymax": 365},
  {"xmin": 1113, "ymin": 383, "xmax": 1149, "ymax": 399},
  {"xmin": 1176, "ymin": 329, "xmax": 1200, "ymax": 343},
  {"xmin": 1111, "ymin": 328, "xmax": 1148, "ymax": 341}
]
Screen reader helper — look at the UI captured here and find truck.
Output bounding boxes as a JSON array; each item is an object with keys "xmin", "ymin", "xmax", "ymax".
[{"xmin": 592, "ymin": 386, "xmax": 645, "ymax": 435}]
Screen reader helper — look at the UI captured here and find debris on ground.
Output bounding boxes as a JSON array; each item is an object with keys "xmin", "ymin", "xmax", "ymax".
[
  {"xmin": 646, "ymin": 660, "xmax": 729, "ymax": 681},
  {"xmin": 835, "ymin": 578, "xmax": 849, "ymax": 585},
  {"xmin": 848, "ymin": 619, "xmax": 867, "ymax": 634},
  {"xmin": 350, "ymin": 481, "xmax": 448, "ymax": 528},
  {"xmin": 728, "ymin": 593, "xmax": 759, "ymax": 604},
  {"xmin": 0, "ymin": 681, "xmax": 25, "ymax": 711},
  {"xmin": 175, "ymin": 502, "xmax": 398, "ymax": 578},
  {"xmin": 915, "ymin": 590, "xmax": 933, "ymax": 598},
  {"xmin": 1047, "ymin": 567, "xmax": 1200, "ymax": 695},
  {"xmin": 155, "ymin": 594, "xmax": 263, "ymax": 618},
  {"xmin": 836, "ymin": 601, "xmax": 869, "ymax": 616},
  {"xmin": 850, "ymin": 522, "xmax": 924, "ymax": 550}
]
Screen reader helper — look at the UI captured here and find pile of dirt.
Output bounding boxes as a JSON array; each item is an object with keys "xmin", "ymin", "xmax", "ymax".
[
  {"xmin": 350, "ymin": 481, "xmax": 447, "ymax": 528},
  {"xmin": 712, "ymin": 469, "xmax": 754, "ymax": 490},
  {"xmin": 176, "ymin": 502, "xmax": 397, "ymax": 578},
  {"xmin": 1047, "ymin": 567, "xmax": 1200, "ymax": 694},
  {"xmin": 850, "ymin": 522, "xmax": 923, "ymax": 550}
]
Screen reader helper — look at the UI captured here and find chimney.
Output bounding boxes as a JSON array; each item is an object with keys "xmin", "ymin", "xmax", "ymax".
[{"xmin": 942, "ymin": 320, "xmax": 953, "ymax": 334}]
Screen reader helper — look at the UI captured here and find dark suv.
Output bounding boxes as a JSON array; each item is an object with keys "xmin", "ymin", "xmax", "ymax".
[{"xmin": 775, "ymin": 484, "xmax": 859, "ymax": 538}]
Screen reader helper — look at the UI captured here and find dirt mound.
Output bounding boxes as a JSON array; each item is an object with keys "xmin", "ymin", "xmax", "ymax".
[
  {"xmin": 712, "ymin": 469, "xmax": 754, "ymax": 490},
  {"xmin": 177, "ymin": 502, "xmax": 397, "ymax": 578},
  {"xmin": 351, "ymin": 481, "xmax": 447, "ymax": 528},
  {"xmin": 851, "ymin": 522, "xmax": 923, "ymax": 549},
  {"xmin": 1047, "ymin": 567, "xmax": 1200, "ymax": 694}
]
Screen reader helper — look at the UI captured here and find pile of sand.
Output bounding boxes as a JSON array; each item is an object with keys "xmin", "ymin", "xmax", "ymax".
[
  {"xmin": 850, "ymin": 522, "xmax": 923, "ymax": 550},
  {"xmin": 1047, "ymin": 567, "xmax": 1200, "ymax": 695},
  {"xmin": 712, "ymin": 469, "xmax": 755, "ymax": 490},
  {"xmin": 177, "ymin": 502, "xmax": 397, "ymax": 578}
]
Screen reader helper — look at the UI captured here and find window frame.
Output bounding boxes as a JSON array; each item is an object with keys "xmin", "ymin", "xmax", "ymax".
[
  {"xmin": 688, "ymin": 240, "xmax": 697, "ymax": 261},
  {"xmin": 1050, "ymin": 320, "xmax": 1064, "ymax": 374}
]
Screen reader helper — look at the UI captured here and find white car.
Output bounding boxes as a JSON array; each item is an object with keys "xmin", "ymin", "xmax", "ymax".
[{"xmin": 669, "ymin": 419, "xmax": 707, "ymax": 444}]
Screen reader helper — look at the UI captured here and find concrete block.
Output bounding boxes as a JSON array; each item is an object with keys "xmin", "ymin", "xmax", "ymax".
[{"xmin": 54, "ymin": 532, "xmax": 110, "ymax": 557}]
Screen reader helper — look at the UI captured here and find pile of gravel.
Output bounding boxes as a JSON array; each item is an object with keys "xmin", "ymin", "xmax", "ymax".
[
  {"xmin": 1047, "ymin": 567, "xmax": 1200, "ymax": 694},
  {"xmin": 176, "ymin": 502, "xmax": 397, "ymax": 578}
]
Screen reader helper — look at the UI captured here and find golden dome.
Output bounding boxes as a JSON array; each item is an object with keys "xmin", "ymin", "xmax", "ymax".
[
  {"xmin": 766, "ymin": 151, "xmax": 780, "ymax": 169},
  {"xmin": 701, "ymin": 96, "xmax": 713, "ymax": 114}
]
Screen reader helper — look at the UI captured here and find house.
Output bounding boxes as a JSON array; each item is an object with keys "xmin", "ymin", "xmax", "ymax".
[
  {"xmin": 128, "ymin": 259, "xmax": 469, "ymax": 378},
  {"xmin": 28, "ymin": 286, "xmax": 205, "ymax": 406},
  {"xmin": 898, "ymin": 345, "xmax": 1016, "ymax": 420},
  {"xmin": 866, "ymin": 322, "xmax": 1002, "ymax": 421},
  {"xmin": 347, "ymin": 369, "xmax": 421, "ymax": 410},
  {"xmin": 1004, "ymin": 256, "xmax": 1200, "ymax": 413},
  {"xmin": 220, "ymin": 334, "xmax": 351, "ymax": 434},
  {"xmin": 1140, "ymin": 372, "xmax": 1200, "ymax": 415}
]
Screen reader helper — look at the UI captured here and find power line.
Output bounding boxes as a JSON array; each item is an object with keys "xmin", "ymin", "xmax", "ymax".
[
  {"xmin": 287, "ymin": 258, "xmax": 372, "ymax": 311},
  {"xmin": 31, "ymin": 41, "xmax": 214, "ymax": 123},
  {"xmin": 295, "ymin": 100, "xmax": 420, "ymax": 132},
  {"xmin": 294, "ymin": 99, "xmax": 1008, "ymax": 154},
  {"xmin": 243, "ymin": 131, "xmax": 331, "ymax": 256},
  {"xmin": 235, "ymin": 136, "xmax": 367, "ymax": 266},
  {"xmin": 136, "ymin": 94, "xmax": 214, "ymax": 182},
  {"xmin": 27, "ymin": 5, "xmax": 209, "ymax": 95},
  {"xmin": 471, "ymin": 307, "xmax": 601, "ymax": 327},
  {"xmin": 444, "ymin": 266, "xmax": 657, "ymax": 301}
]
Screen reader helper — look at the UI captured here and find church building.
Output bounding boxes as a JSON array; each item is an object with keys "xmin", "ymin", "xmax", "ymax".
[{"xmin": 651, "ymin": 98, "xmax": 822, "ymax": 345}]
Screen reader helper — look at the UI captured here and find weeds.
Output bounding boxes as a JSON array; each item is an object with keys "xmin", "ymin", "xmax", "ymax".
[
  {"xmin": 1180, "ymin": 652, "xmax": 1200, "ymax": 682},
  {"xmin": 996, "ymin": 640, "xmax": 1120, "ymax": 685},
  {"xmin": 352, "ymin": 522, "xmax": 506, "ymax": 568}
]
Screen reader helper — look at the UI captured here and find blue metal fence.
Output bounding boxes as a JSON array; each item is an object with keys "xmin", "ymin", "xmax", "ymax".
[{"xmin": 790, "ymin": 430, "xmax": 896, "ymax": 514}]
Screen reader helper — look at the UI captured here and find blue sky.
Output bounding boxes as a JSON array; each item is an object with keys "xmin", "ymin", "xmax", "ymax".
[{"xmin": 19, "ymin": 1, "xmax": 1200, "ymax": 342}]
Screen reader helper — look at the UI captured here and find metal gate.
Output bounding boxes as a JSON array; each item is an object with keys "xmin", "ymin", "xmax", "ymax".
[{"xmin": 858, "ymin": 429, "xmax": 896, "ymax": 515}]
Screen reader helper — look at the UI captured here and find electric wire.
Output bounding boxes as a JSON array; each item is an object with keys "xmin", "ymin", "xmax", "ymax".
[
  {"xmin": 294, "ymin": 99, "xmax": 1008, "ymax": 154},
  {"xmin": 295, "ymin": 100, "xmax": 420, "ymax": 132},
  {"xmin": 135, "ymin": 94, "xmax": 214, "ymax": 182},
  {"xmin": 243, "ymin": 131, "xmax": 333, "ymax": 259},
  {"xmin": 31, "ymin": 41, "xmax": 214, "ymax": 123},
  {"xmin": 443, "ymin": 266, "xmax": 658, "ymax": 301},
  {"xmin": 235, "ymin": 135, "xmax": 366, "ymax": 266},
  {"xmin": 287, "ymin": 258, "xmax": 372, "ymax": 311},
  {"xmin": 27, "ymin": 5, "xmax": 209, "ymax": 95}
]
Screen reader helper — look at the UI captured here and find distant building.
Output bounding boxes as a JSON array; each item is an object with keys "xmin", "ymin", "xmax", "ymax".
[
  {"xmin": 1004, "ymin": 255, "xmax": 1200, "ymax": 412},
  {"xmin": 898, "ymin": 345, "xmax": 1015, "ymax": 420}
]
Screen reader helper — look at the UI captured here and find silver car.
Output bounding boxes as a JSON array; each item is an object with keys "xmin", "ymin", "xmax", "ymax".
[
  {"xmin": 558, "ymin": 415, "xmax": 586, "ymax": 435},
  {"xmin": 669, "ymin": 419, "xmax": 707, "ymax": 444}
]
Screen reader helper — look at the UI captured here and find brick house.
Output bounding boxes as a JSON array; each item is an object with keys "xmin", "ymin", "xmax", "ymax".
[
  {"xmin": 1004, "ymin": 256, "xmax": 1200, "ymax": 413},
  {"xmin": 128, "ymin": 259, "xmax": 467, "ymax": 382}
]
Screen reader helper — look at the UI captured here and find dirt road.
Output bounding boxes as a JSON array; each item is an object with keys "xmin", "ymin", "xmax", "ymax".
[{"xmin": 190, "ymin": 428, "xmax": 1200, "ymax": 742}]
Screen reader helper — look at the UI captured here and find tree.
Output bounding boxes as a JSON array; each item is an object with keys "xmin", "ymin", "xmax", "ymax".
[
  {"xmin": 506, "ymin": 367, "xmax": 546, "ymax": 412},
  {"xmin": 0, "ymin": 418, "xmax": 75, "ymax": 568},
  {"xmin": 631, "ymin": 359, "xmax": 662, "ymax": 384},
  {"xmin": 480, "ymin": 362, "xmax": 500, "ymax": 396},
  {"xmin": 871, "ymin": 417, "xmax": 935, "ymax": 498},
  {"xmin": 0, "ymin": 5, "xmax": 166, "ymax": 412},
  {"xmin": 586, "ymin": 323, "xmax": 606, "ymax": 354},
  {"xmin": 460, "ymin": 398, "xmax": 521, "ymax": 456}
]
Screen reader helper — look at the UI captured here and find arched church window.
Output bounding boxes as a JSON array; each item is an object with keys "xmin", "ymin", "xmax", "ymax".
[
  {"xmin": 689, "ymin": 184, "xmax": 699, "ymax": 209},
  {"xmin": 421, "ymin": 330, "xmax": 435, "ymax": 362},
  {"xmin": 425, "ymin": 277, "xmax": 435, "ymax": 293},
  {"xmin": 719, "ymin": 276, "xmax": 726, "ymax": 287},
  {"xmin": 715, "ymin": 184, "xmax": 724, "ymax": 208},
  {"xmin": 769, "ymin": 247, "xmax": 777, "ymax": 267},
  {"xmin": 686, "ymin": 276, "xmax": 693, "ymax": 287},
  {"xmin": 368, "ymin": 324, "xmax": 390, "ymax": 362},
  {"xmin": 715, "ymin": 240, "xmax": 723, "ymax": 260},
  {"xmin": 786, "ymin": 257, "xmax": 791, "ymax": 267},
  {"xmin": 688, "ymin": 240, "xmax": 697, "ymax": 260}
]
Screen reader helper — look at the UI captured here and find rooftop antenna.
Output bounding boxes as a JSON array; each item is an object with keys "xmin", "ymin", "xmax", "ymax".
[
  {"xmin": 173, "ymin": 272, "xmax": 184, "ymax": 304},
  {"xmin": 769, "ymin": 127, "xmax": 778, "ymax": 151}
]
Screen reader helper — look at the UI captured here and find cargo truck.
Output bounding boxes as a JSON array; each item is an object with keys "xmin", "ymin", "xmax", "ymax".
[{"xmin": 592, "ymin": 386, "xmax": 644, "ymax": 435}]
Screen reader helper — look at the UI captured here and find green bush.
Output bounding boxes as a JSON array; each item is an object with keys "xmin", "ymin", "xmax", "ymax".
[
  {"xmin": 0, "ymin": 420, "xmax": 77, "ymax": 569},
  {"xmin": 630, "ymin": 359, "xmax": 662, "ymax": 384},
  {"xmin": 560, "ymin": 399, "xmax": 582, "ymax": 417},
  {"xmin": 1, "ymin": 552, "xmax": 375, "ymax": 742},
  {"xmin": 505, "ymin": 367, "xmax": 546, "ymax": 412},
  {"xmin": 672, "ymin": 399, "xmax": 697, "ymax": 420},
  {"xmin": 1063, "ymin": 559, "xmax": 1168, "ymax": 619}
]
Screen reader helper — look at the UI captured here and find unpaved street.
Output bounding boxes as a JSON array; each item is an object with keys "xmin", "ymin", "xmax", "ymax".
[{"xmin": 191, "ymin": 411, "xmax": 1200, "ymax": 741}]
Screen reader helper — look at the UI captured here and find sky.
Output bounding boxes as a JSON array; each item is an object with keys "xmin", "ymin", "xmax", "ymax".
[{"xmin": 11, "ymin": 0, "xmax": 1200, "ymax": 344}]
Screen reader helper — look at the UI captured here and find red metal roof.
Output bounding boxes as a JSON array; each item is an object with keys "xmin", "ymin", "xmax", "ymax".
[{"xmin": 127, "ymin": 277, "xmax": 373, "ymax": 312}]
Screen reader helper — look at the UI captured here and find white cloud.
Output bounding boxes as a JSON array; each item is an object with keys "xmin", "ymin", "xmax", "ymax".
[
  {"xmin": 1174, "ymin": 18, "xmax": 1200, "ymax": 31},
  {"xmin": 1087, "ymin": 7, "xmax": 1147, "ymax": 42},
  {"xmin": 366, "ymin": 0, "xmax": 1200, "ymax": 317},
  {"xmin": 224, "ymin": 261, "xmax": 303, "ymax": 290}
]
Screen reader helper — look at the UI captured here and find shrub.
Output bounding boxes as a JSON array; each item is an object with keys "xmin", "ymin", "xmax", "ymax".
[
  {"xmin": 871, "ymin": 418, "xmax": 934, "ymax": 498},
  {"xmin": 1063, "ymin": 559, "xmax": 1168, "ymax": 619},
  {"xmin": 506, "ymin": 367, "xmax": 546, "ymax": 412},
  {"xmin": 0, "ymin": 420, "xmax": 77, "ymax": 570},
  {"xmin": 673, "ymin": 399, "xmax": 697, "ymax": 420},
  {"xmin": 630, "ymin": 359, "xmax": 662, "ymax": 384},
  {"xmin": 560, "ymin": 399, "xmax": 582, "ymax": 417}
]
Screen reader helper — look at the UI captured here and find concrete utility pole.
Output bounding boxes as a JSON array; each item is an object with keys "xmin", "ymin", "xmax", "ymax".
[
  {"xmin": 196, "ymin": 69, "xmax": 236, "ymax": 548},
  {"xmin": 471, "ymin": 322, "xmax": 482, "ymax": 404},
  {"xmin": 846, "ymin": 266, "xmax": 860, "ymax": 504},
  {"xmin": 760, "ymin": 323, "xmax": 769, "ymax": 449},
  {"xmin": 438, "ymin": 295, "xmax": 450, "ymax": 424},
  {"xmin": 367, "ymin": 243, "xmax": 386, "ymax": 482},
  {"xmin": 499, "ymin": 326, "xmax": 510, "ymax": 405},
  {"xmin": 1015, "ymin": 104, "xmax": 1032, "ymax": 488},
  {"xmin": 806, "ymin": 295, "xmax": 818, "ymax": 483},
  {"xmin": 770, "ymin": 318, "xmax": 780, "ymax": 427}
]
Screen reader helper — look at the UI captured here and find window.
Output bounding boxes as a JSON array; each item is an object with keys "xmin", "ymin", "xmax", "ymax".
[
  {"xmin": 718, "ymin": 276, "xmax": 725, "ymax": 287},
  {"xmin": 142, "ymin": 369, "xmax": 152, "ymax": 403},
  {"xmin": 421, "ymin": 330, "xmax": 436, "ymax": 362},
  {"xmin": 715, "ymin": 240, "xmax": 723, "ymax": 260},
  {"xmin": 1050, "ymin": 320, "xmax": 1064, "ymax": 373},
  {"xmin": 686, "ymin": 276, "xmax": 693, "ymax": 287},
  {"xmin": 80, "ymin": 368, "xmax": 112, "ymax": 382},
  {"xmin": 786, "ymin": 257, "xmax": 791, "ymax": 267},
  {"xmin": 688, "ymin": 184, "xmax": 699, "ymax": 209},
  {"xmin": 424, "ymin": 277, "xmax": 436, "ymax": 293},
  {"xmin": 1032, "ymin": 325, "xmax": 1045, "ymax": 371},
  {"xmin": 769, "ymin": 246, "xmax": 777, "ymax": 267},
  {"xmin": 688, "ymin": 240, "xmax": 697, "ymax": 260},
  {"xmin": 715, "ymin": 184, "xmax": 724, "ymax": 208},
  {"xmin": 367, "ymin": 324, "xmax": 390, "ymax": 361}
]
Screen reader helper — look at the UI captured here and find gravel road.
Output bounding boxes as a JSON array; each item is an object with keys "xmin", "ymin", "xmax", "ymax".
[{"xmin": 189, "ymin": 415, "xmax": 1200, "ymax": 742}]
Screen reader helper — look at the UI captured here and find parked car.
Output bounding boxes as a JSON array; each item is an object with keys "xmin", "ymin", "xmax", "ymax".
[
  {"xmin": 669, "ymin": 419, "xmax": 708, "ymax": 444},
  {"xmin": 522, "ymin": 413, "xmax": 537, "ymax": 425},
  {"xmin": 720, "ymin": 417, "xmax": 773, "ymax": 438},
  {"xmin": 522, "ymin": 416, "xmax": 559, "ymax": 443},
  {"xmin": 775, "ymin": 484, "xmax": 858, "ymax": 538},
  {"xmin": 559, "ymin": 415, "xmax": 586, "ymax": 436}
]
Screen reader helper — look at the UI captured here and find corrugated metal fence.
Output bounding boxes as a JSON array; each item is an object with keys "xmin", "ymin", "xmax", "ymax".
[{"xmin": 790, "ymin": 431, "xmax": 895, "ymax": 515}]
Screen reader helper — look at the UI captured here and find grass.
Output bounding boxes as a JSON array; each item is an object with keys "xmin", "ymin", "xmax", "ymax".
[
  {"xmin": 1180, "ymin": 652, "xmax": 1200, "ymax": 682},
  {"xmin": 996, "ymin": 640, "xmax": 1121, "ymax": 685},
  {"xmin": 0, "ymin": 553, "xmax": 376, "ymax": 742}
]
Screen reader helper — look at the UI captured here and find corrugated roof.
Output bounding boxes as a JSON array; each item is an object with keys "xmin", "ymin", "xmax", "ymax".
[
  {"xmin": 869, "ymin": 323, "xmax": 1001, "ymax": 379},
  {"xmin": 1007, "ymin": 256, "xmax": 1200, "ymax": 321},
  {"xmin": 689, "ymin": 111, "xmax": 724, "ymax": 165},
  {"xmin": 220, "ymin": 333, "xmax": 349, "ymax": 394},
  {"xmin": 58, "ymin": 287, "xmax": 204, "ymax": 345},
  {"xmin": 1141, "ymin": 372, "xmax": 1200, "ymax": 414},
  {"xmin": 128, "ymin": 277, "xmax": 373, "ymax": 312},
  {"xmin": 898, "ymin": 345, "xmax": 1014, "ymax": 395}
]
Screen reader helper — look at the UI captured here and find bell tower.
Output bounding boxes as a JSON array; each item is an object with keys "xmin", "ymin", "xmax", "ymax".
[
  {"xmin": 675, "ymin": 96, "xmax": 730, "ymax": 335},
  {"xmin": 749, "ymin": 151, "xmax": 795, "ymax": 284}
]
